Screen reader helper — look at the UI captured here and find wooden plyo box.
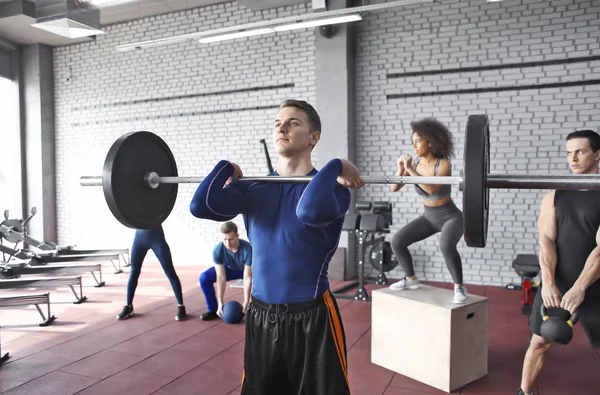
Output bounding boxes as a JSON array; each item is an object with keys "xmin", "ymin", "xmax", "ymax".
[{"xmin": 371, "ymin": 285, "xmax": 489, "ymax": 393}]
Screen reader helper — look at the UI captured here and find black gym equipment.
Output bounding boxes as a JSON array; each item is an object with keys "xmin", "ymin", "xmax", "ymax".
[
  {"xmin": 504, "ymin": 254, "xmax": 540, "ymax": 315},
  {"xmin": 103, "ymin": 131, "xmax": 179, "ymax": 229},
  {"xmin": 333, "ymin": 201, "xmax": 396, "ymax": 301},
  {"xmin": 259, "ymin": 138, "xmax": 274, "ymax": 174},
  {"xmin": 462, "ymin": 115, "xmax": 490, "ymax": 247},
  {"xmin": 79, "ymin": 114, "xmax": 600, "ymax": 247},
  {"xmin": 368, "ymin": 239, "xmax": 398, "ymax": 273},
  {"xmin": 540, "ymin": 304, "xmax": 581, "ymax": 345},
  {"xmin": 1, "ymin": 208, "xmax": 57, "ymax": 251},
  {"xmin": 0, "ymin": 264, "xmax": 17, "ymax": 279}
]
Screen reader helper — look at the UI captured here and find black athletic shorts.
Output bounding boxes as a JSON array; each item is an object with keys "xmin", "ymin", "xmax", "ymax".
[
  {"xmin": 240, "ymin": 289, "xmax": 351, "ymax": 395},
  {"xmin": 528, "ymin": 286, "xmax": 600, "ymax": 349}
]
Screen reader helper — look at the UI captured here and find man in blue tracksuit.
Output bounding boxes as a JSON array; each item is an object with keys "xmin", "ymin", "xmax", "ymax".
[{"xmin": 199, "ymin": 221, "xmax": 252, "ymax": 320}]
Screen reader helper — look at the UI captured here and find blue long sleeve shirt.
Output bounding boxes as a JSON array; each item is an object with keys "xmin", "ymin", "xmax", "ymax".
[{"xmin": 190, "ymin": 159, "xmax": 350, "ymax": 304}]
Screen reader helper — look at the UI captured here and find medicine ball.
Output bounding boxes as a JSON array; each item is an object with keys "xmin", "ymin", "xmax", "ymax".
[{"xmin": 222, "ymin": 300, "xmax": 244, "ymax": 324}]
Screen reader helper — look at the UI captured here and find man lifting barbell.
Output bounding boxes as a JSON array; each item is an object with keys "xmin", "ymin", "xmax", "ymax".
[
  {"xmin": 388, "ymin": 118, "xmax": 468, "ymax": 304},
  {"xmin": 190, "ymin": 99, "xmax": 362, "ymax": 395},
  {"xmin": 516, "ymin": 129, "xmax": 600, "ymax": 395}
]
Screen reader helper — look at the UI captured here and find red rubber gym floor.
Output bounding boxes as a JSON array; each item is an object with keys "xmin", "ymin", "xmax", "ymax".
[{"xmin": 1, "ymin": 260, "xmax": 598, "ymax": 394}]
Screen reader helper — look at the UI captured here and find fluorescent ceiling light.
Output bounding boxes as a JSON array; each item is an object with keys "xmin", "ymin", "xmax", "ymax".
[
  {"xmin": 199, "ymin": 28, "xmax": 275, "ymax": 43},
  {"xmin": 198, "ymin": 15, "xmax": 362, "ymax": 43},
  {"xmin": 116, "ymin": 0, "xmax": 434, "ymax": 52},
  {"xmin": 87, "ymin": 0, "xmax": 138, "ymax": 6},
  {"xmin": 273, "ymin": 14, "xmax": 362, "ymax": 32}
]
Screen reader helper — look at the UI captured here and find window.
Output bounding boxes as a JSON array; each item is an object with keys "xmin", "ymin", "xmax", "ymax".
[{"xmin": 0, "ymin": 76, "xmax": 22, "ymax": 217}]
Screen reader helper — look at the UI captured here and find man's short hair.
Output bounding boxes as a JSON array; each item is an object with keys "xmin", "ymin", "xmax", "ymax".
[
  {"xmin": 279, "ymin": 99, "xmax": 321, "ymax": 133},
  {"xmin": 566, "ymin": 129, "xmax": 600, "ymax": 152},
  {"xmin": 220, "ymin": 221, "xmax": 238, "ymax": 234}
]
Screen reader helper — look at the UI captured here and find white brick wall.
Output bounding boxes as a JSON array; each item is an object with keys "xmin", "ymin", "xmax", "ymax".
[
  {"xmin": 53, "ymin": 1, "xmax": 316, "ymax": 265},
  {"xmin": 355, "ymin": 0, "xmax": 600, "ymax": 286}
]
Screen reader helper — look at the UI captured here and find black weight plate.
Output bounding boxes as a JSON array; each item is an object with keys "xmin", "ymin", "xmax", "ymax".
[
  {"xmin": 0, "ymin": 220, "xmax": 24, "ymax": 243},
  {"xmin": 369, "ymin": 241, "xmax": 398, "ymax": 272},
  {"xmin": 102, "ymin": 131, "xmax": 178, "ymax": 229},
  {"xmin": 0, "ymin": 265, "xmax": 18, "ymax": 279},
  {"xmin": 463, "ymin": 114, "xmax": 490, "ymax": 248}
]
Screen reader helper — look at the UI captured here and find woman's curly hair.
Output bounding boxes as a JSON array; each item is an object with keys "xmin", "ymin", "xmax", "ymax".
[{"xmin": 410, "ymin": 118, "xmax": 454, "ymax": 160}]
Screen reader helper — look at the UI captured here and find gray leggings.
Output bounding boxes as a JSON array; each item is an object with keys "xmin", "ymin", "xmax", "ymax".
[{"xmin": 390, "ymin": 201, "xmax": 464, "ymax": 284}]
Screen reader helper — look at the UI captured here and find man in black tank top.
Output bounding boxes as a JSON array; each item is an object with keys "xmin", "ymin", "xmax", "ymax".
[{"xmin": 516, "ymin": 130, "xmax": 600, "ymax": 395}]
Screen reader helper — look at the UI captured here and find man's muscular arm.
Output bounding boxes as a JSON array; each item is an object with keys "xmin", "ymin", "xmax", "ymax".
[
  {"xmin": 562, "ymin": 224, "xmax": 600, "ymax": 314},
  {"xmin": 242, "ymin": 265, "xmax": 252, "ymax": 313},
  {"xmin": 538, "ymin": 191, "xmax": 562, "ymax": 308},
  {"xmin": 215, "ymin": 264, "xmax": 227, "ymax": 317},
  {"xmin": 574, "ymin": 225, "xmax": 600, "ymax": 289}
]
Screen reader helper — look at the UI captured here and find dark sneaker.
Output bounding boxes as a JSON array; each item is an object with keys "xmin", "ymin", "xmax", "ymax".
[
  {"xmin": 176, "ymin": 305, "xmax": 187, "ymax": 321},
  {"xmin": 200, "ymin": 311, "xmax": 219, "ymax": 321},
  {"xmin": 117, "ymin": 305, "xmax": 134, "ymax": 320}
]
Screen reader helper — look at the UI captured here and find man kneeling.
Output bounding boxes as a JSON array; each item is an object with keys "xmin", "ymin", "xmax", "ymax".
[{"xmin": 199, "ymin": 221, "xmax": 252, "ymax": 320}]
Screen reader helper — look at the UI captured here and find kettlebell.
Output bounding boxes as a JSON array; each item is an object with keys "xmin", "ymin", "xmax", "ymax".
[{"xmin": 540, "ymin": 304, "xmax": 580, "ymax": 345}]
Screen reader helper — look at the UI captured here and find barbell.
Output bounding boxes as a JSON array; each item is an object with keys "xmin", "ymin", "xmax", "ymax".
[{"xmin": 79, "ymin": 114, "xmax": 600, "ymax": 248}]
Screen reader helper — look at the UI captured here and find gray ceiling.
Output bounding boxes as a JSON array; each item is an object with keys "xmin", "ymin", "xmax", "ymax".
[{"xmin": 0, "ymin": 0, "xmax": 305, "ymax": 47}]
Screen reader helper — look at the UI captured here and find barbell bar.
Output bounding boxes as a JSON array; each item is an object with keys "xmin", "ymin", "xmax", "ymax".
[
  {"xmin": 78, "ymin": 114, "xmax": 600, "ymax": 248},
  {"xmin": 80, "ymin": 175, "xmax": 464, "ymax": 186},
  {"xmin": 80, "ymin": 174, "xmax": 600, "ymax": 189},
  {"xmin": 79, "ymin": 174, "xmax": 600, "ymax": 188}
]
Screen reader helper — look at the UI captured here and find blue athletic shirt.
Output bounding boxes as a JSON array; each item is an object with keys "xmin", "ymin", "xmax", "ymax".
[
  {"xmin": 212, "ymin": 239, "xmax": 252, "ymax": 272},
  {"xmin": 190, "ymin": 159, "xmax": 350, "ymax": 304}
]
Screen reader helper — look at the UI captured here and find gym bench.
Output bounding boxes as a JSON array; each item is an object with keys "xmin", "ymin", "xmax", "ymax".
[
  {"xmin": 6, "ymin": 262, "xmax": 105, "ymax": 287},
  {"xmin": 32, "ymin": 252, "xmax": 123, "ymax": 274},
  {"xmin": 1, "ymin": 239, "xmax": 125, "ymax": 275},
  {"xmin": 504, "ymin": 254, "xmax": 540, "ymax": 315},
  {"xmin": 0, "ymin": 275, "xmax": 88, "ymax": 304},
  {"xmin": 57, "ymin": 248, "xmax": 130, "ymax": 267},
  {"xmin": 0, "ymin": 292, "xmax": 56, "ymax": 326}
]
